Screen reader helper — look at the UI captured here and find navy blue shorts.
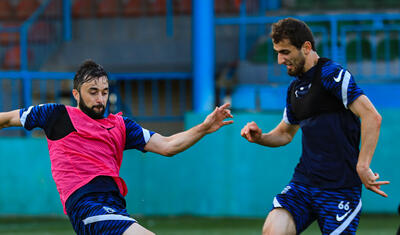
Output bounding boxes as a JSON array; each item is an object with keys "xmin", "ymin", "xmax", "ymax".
[
  {"xmin": 271, "ymin": 182, "xmax": 362, "ymax": 235},
  {"xmin": 67, "ymin": 192, "xmax": 136, "ymax": 235}
]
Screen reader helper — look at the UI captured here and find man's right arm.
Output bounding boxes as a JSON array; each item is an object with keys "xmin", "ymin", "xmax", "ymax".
[
  {"xmin": 0, "ymin": 110, "xmax": 22, "ymax": 129},
  {"xmin": 241, "ymin": 120, "xmax": 299, "ymax": 147},
  {"xmin": 0, "ymin": 104, "xmax": 63, "ymax": 132}
]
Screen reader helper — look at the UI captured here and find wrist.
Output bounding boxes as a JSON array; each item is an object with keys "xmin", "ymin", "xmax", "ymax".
[
  {"xmin": 356, "ymin": 162, "xmax": 370, "ymax": 172},
  {"xmin": 253, "ymin": 137, "xmax": 262, "ymax": 145},
  {"xmin": 198, "ymin": 122, "xmax": 209, "ymax": 134},
  {"xmin": 253, "ymin": 133, "xmax": 264, "ymax": 144}
]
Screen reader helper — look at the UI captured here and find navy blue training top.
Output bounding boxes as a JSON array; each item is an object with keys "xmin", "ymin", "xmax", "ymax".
[{"xmin": 283, "ymin": 60, "xmax": 364, "ymax": 189}]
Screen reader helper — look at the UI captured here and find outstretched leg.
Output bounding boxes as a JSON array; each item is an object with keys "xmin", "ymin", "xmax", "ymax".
[
  {"xmin": 263, "ymin": 208, "xmax": 296, "ymax": 235},
  {"xmin": 123, "ymin": 223, "xmax": 155, "ymax": 235}
]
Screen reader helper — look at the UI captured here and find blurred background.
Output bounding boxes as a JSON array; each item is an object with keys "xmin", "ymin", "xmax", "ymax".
[{"xmin": 0, "ymin": 0, "xmax": 399, "ymax": 234}]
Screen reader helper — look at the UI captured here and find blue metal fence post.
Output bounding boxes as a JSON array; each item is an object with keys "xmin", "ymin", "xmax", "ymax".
[
  {"xmin": 63, "ymin": 0, "xmax": 72, "ymax": 41},
  {"xmin": 22, "ymin": 71, "xmax": 32, "ymax": 108},
  {"xmin": 20, "ymin": 21, "xmax": 31, "ymax": 135},
  {"xmin": 239, "ymin": 0, "xmax": 247, "ymax": 60},
  {"xmin": 330, "ymin": 16, "xmax": 339, "ymax": 62},
  {"xmin": 19, "ymin": 22, "xmax": 31, "ymax": 112},
  {"xmin": 22, "ymin": 71, "xmax": 32, "ymax": 137},
  {"xmin": 20, "ymin": 25, "xmax": 28, "ymax": 71},
  {"xmin": 193, "ymin": 0, "xmax": 215, "ymax": 112},
  {"xmin": 166, "ymin": 0, "xmax": 173, "ymax": 36}
]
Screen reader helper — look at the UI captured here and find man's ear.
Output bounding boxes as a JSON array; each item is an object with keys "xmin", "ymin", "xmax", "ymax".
[
  {"xmin": 72, "ymin": 89, "xmax": 79, "ymax": 103},
  {"xmin": 302, "ymin": 41, "xmax": 312, "ymax": 55}
]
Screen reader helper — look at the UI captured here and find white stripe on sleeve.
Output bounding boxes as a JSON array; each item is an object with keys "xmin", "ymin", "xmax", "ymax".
[
  {"xmin": 142, "ymin": 128, "xmax": 151, "ymax": 143},
  {"xmin": 20, "ymin": 106, "xmax": 33, "ymax": 127},
  {"xmin": 282, "ymin": 108, "xmax": 290, "ymax": 124},
  {"xmin": 341, "ymin": 70, "xmax": 351, "ymax": 109}
]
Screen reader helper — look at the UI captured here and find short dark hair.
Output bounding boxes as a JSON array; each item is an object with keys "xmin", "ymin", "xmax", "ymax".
[
  {"xmin": 270, "ymin": 17, "xmax": 316, "ymax": 51},
  {"xmin": 73, "ymin": 60, "xmax": 108, "ymax": 91}
]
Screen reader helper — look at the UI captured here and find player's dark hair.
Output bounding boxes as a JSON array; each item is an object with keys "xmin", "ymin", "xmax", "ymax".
[
  {"xmin": 270, "ymin": 17, "xmax": 316, "ymax": 51},
  {"xmin": 73, "ymin": 60, "xmax": 108, "ymax": 91}
]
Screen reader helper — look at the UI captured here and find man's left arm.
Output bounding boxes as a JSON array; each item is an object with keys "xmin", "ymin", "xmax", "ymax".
[
  {"xmin": 144, "ymin": 103, "xmax": 233, "ymax": 157},
  {"xmin": 349, "ymin": 95, "xmax": 390, "ymax": 197}
]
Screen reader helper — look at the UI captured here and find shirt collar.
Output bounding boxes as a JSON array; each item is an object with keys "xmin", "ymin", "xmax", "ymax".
[{"xmin": 296, "ymin": 64, "xmax": 317, "ymax": 81}]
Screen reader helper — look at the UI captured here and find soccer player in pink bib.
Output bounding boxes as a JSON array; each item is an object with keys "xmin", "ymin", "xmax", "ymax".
[{"xmin": 0, "ymin": 60, "xmax": 234, "ymax": 235}]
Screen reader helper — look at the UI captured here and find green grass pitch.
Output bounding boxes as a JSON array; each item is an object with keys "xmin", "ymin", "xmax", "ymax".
[{"xmin": 0, "ymin": 214, "xmax": 398, "ymax": 234}]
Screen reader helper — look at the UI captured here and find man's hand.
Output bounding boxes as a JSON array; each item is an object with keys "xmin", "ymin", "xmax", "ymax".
[
  {"xmin": 202, "ymin": 103, "xmax": 233, "ymax": 134},
  {"xmin": 357, "ymin": 166, "xmax": 390, "ymax": 197},
  {"xmin": 241, "ymin": 121, "xmax": 262, "ymax": 143},
  {"xmin": 144, "ymin": 103, "xmax": 233, "ymax": 156}
]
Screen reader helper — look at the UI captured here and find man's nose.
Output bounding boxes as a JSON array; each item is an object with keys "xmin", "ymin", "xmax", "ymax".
[
  {"xmin": 277, "ymin": 54, "xmax": 285, "ymax": 65},
  {"xmin": 96, "ymin": 94, "xmax": 105, "ymax": 104}
]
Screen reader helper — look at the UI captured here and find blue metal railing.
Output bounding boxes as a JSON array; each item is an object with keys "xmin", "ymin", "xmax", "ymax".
[
  {"xmin": 63, "ymin": 0, "xmax": 72, "ymax": 41},
  {"xmin": 110, "ymin": 72, "xmax": 192, "ymax": 121},
  {"xmin": 0, "ymin": 0, "xmax": 192, "ymax": 125},
  {"xmin": 216, "ymin": 13, "xmax": 400, "ymax": 61},
  {"xmin": 0, "ymin": 71, "xmax": 192, "ymax": 122},
  {"xmin": 5, "ymin": 0, "xmax": 400, "ymax": 123},
  {"xmin": 339, "ymin": 24, "xmax": 400, "ymax": 82},
  {"xmin": 0, "ymin": 0, "xmax": 66, "ymax": 71},
  {"xmin": 214, "ymin": 2, "xmax": 400, "ymax": 112},
  {"xmin": 215, "ymin": 11, "xmax": 400, "ymax": 83}
]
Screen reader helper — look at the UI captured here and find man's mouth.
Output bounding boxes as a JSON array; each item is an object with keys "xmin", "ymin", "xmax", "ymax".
[{"xmin": 93, "ymin": 106, "xmax": 104, "ymax": 112}]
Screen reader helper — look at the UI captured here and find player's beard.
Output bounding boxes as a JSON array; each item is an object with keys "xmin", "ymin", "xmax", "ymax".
[
  {"xmin": 286, "ymin": 52, "xmax": 306, "ymax": 77},
  {"xmin": 78, "ymin": 94, "xmax": 106, "ymax": 120}
]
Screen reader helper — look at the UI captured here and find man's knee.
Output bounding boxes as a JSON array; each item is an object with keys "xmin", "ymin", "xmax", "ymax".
[
  {"xmin": 262, "ymin": 219, "xmax": 286, "ymax": 235},
  {"xmin": 262, "ymin": 208, "xmax": 296, "ymax": 235},
  {"xmin": 123, "ymin": 223, "xmax": 155, "ymax": 235},
  {"xmin": 262, "ymin": 222, "xmax": 274, "ymax": 235}
]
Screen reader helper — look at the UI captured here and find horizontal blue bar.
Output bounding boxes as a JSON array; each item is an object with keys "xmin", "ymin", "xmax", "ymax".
[
  {"xmin": 310, "ymin": 26, "xmax": 328, "ymax": 33},
  {"xmin": 0, "ymin": 71, "xmax": 192, "ymax": 80},
  {"xmin": 215, "ymin": 13, "xmax": 400, "ymax": 25},
  {"xmin": 341, "ymin": 24, "xmax": 400, "ymax": 32},
  {"xmin": 109, "ymin": 72, "xmax": 192, "ymax": 80},
  {"xmin": 131, "ymin": 116, "xmax": 184, "ymax": 122},
  {"xmin": 0, "ymin": 71, "xmax": 75, "ymax": 79}
]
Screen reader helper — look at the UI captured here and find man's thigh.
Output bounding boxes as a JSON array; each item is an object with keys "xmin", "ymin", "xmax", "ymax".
[
  {"xmin": 263, "ymin": 208, "xmax": 296, "ymax": 235},
  {"xmin": 123, "ymin": 223, "xmax": 155, "ymax": 235}
]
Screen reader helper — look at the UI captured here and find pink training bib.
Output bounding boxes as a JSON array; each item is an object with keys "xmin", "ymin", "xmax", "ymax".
[{"xmin": 47, "ymin": 106, "xmax": 127, "ymax": 214}]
